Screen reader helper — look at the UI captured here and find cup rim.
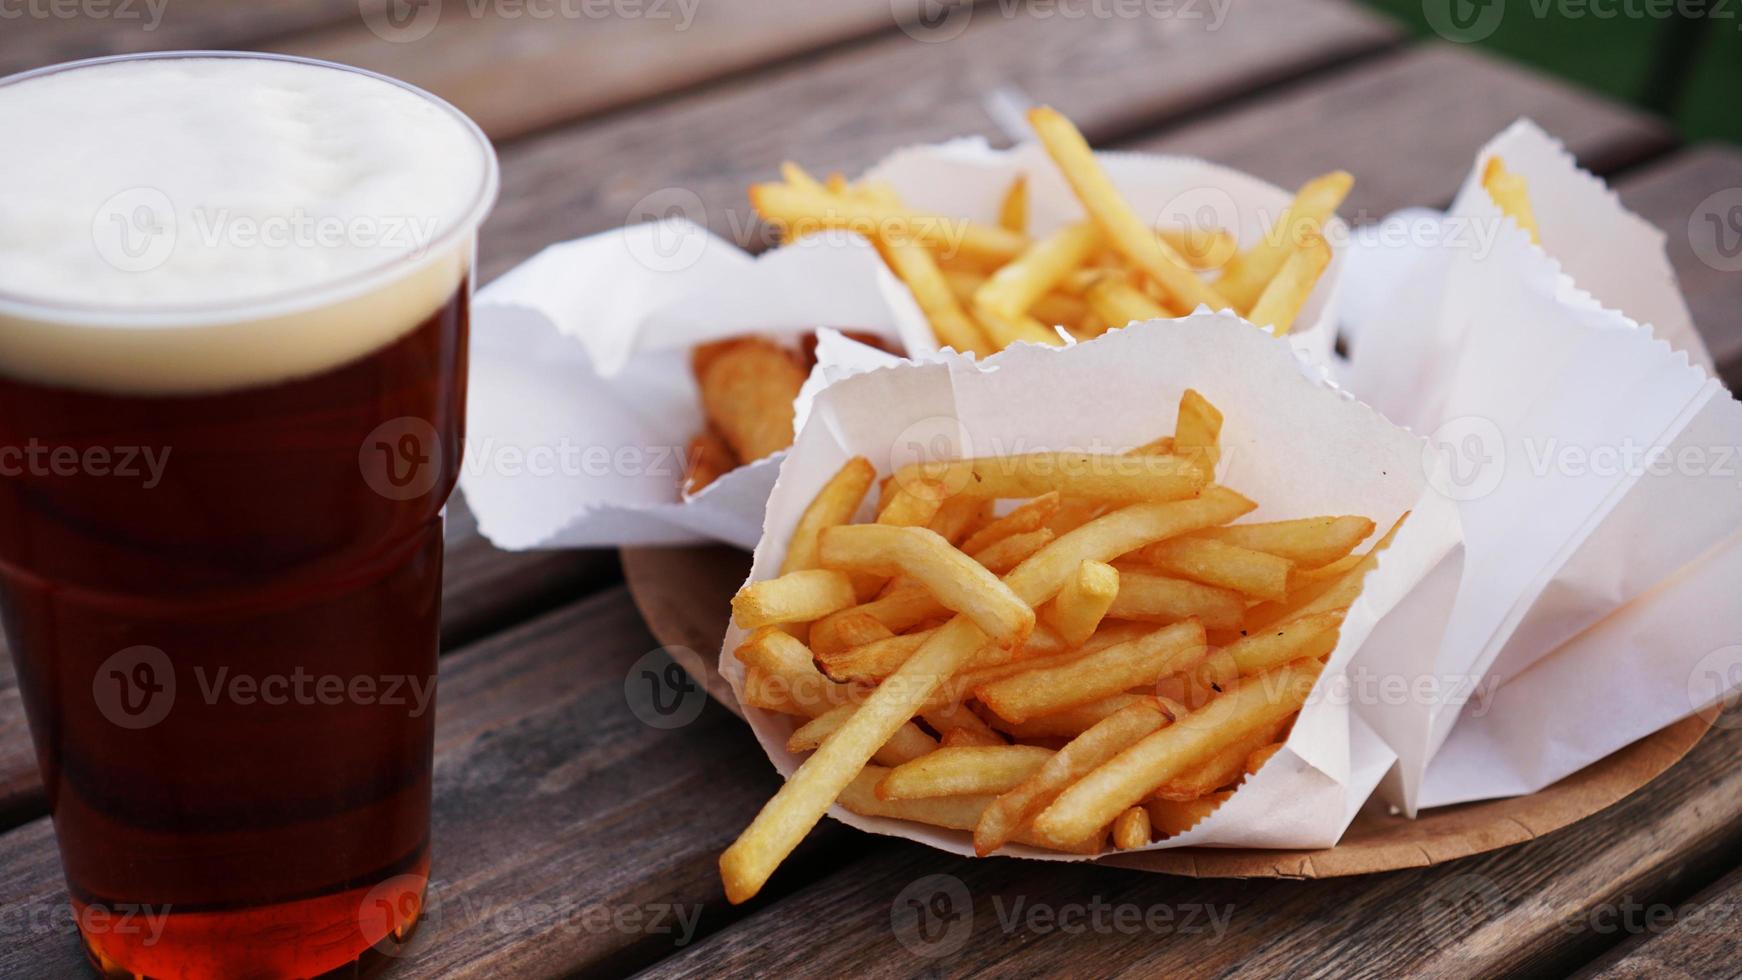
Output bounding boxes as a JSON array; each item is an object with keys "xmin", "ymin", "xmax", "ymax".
[{"xmin": 0, "ymin": 51, "xmax": 501, "ymax": 329}]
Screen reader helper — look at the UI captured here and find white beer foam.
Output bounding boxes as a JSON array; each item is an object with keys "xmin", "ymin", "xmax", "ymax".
[{"xmin": 0, "ymin": 55, "xmax": 497, "ymax": 394}]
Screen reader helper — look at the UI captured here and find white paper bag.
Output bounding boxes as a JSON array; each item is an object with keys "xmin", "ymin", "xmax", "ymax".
[{"xmin": 724, "ymin": 316, "xmax": 1461, "ymax": 856}]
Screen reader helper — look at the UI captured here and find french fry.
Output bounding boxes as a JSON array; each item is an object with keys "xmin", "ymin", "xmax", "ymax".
[
  {"xmin": 1042, "ymin": 560, "xmax": 1120, "ymax": 647},
  {"xmin": 959, "ymin": 492, "xmax": 1063, "ymax": 554},
  {"xmin": 974, "ymin": 221, "xmax": 1101, "ymax": 319},
  {"xmin": 894, "ymin": 452, "xmax": 1206, "ymax": 504},
  {"xmin": 1151, "ymin": 719, "xmax": 1288, "ymax": 801},
  {"xmin": 1144, "ymin": 537, "xmax": 1292, "ymax": 601},
  {"xmin": 1145, "ymin": 791, "xmax": 1232, "ymax": 838},
  {"xmin": 1084, "ymin": 274, "xmax": 1171, "ymax": 329},
  {"xmin": 998, "ymin": 174, "xmax": 1028, "ymax": 234},
  {"xmin": 876, "ymin": 745, "xmax": 1054, "ymax": 799},
  {"xmin": 780, "ymin": 161, "xmax": 825, "ymax": 193},
  {"xmin": 809, "ymin": 611, "xmax": 896, "ymax": 657},
  {"xmin": 1188, "ymin": 515, "xmax": 1374, "ymax": 568},
  {"xmin": 972, "ymin": 528, "xmax": 1055, "ymax": 575},
  {"xmin": 721, "ymin": 614, "xmax": 988, "ymax": 903},
  {"xmin": 749, "ymin": 181, "xmax": 1028, "ymax": 265},
  {"xmin": 1105, "ymin": 571, "xmax": 1245, "ymax": 631},
  {"xmin": 1242, "ymin": 513, "xmax": 1405, "ymax": 631},
  {"xmin": 819, "ymin": 525, "xmax": 1035, "ymax": 646},
  {"xmin": 1214, "ymin": 170, "xmax": 1352, "ymax": 311},
  {"xmin": 785, "ymin": 703, "xmax": 939, "ymax": 767},
  {"xmin": 974, "ymin": 303, "xmax": 1063, "ymax": 347},
  {"xmin": 973, "ymin": 696, "xmax": 1175, "ymax": 855},
  {"xmin": 1185, "ymin": 611, "xmax": 1344, "ymax": 706},
  {"xmin": 840, "ymin": 767, "xmax": 1104, "ymax": 854},
  {"xmin": 1158, "ymin": 225, "xmax": 1237, "ymax": 271},
  {"xmin": 1113, "ymin": 806, "xmax": 1152, "ymax": 849},
  {"xmin": 929, "ymin": 493, "xmax": 992, "ymax": 546},
  {"xmin": 1027, "ymin": 106, "xmax": 1229, "ymax": 312},
  {"xmin": 879, "ymin": 235, "xmax": 997, "ymax": 356},
  {"xmin": 1032, "ymin": 291, "xmax": 1091, "ymax": 329},
  {"xmin": 695, "ymin": 339, "xmax": 805, "ymax": 463},
  {"xmin": 781, "ymin": 457, "xmax": 876, "ymax": 574},
  {"xmin": 731, "ymin": 569, "xmax": 858, "ymax": 629},
  {"xmin": 1001, "ymin": 487, "xmax": 1257, "ymax": 607},
  {"xmin": 977, "ymin": 620, "xmax": 1206, "ymax": 724},
  {"xmin": 986, "ymin": 693, "xmax": 1145, "ymax": 740},
  {"xmin": 812, "ymin": 584, "xmax": 946, "ymax": 638},
  {"xmin": 683, "ymin": 428, "xmax": 736, "ymax": 495},
  {"xmin": 921, "ymin": 705, "xmax": 1007, "ymax": 748},
  {"xmin": 1246, "ymin": 231, "xmax": 1331, "ymax": 336},
  {"xmin": 1032, "ymin": 661, "xmax": 1322, "ymax": 845},
  {"xmin": 1173, "ymin": 389, "xmax": 1222, "ymax": 484},
  {"xmin": 1245, "ymin": 742, "xmax": 1284, "ymax": 775},
  {"xmin": 1482, "ymin": 155, "xmax": 1541, "ymax": 245},
  {"xmin": 815, "ymin": 629, "xmax": 936, "ymax": 682},
  {"xmin": 878, "ymin": 478, "xmax": 948, "ymax": 527}
]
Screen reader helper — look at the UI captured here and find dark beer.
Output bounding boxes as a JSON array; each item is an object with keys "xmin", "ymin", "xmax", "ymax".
[{"xmin": 0, "ymin": 53, "xmax": 496, "ymax": 978}]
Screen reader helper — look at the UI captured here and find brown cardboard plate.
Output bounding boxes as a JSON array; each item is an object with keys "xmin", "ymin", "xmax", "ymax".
[{"xmin": 621, "ymin": 544, "xmax": 1714, "ymax": 879}]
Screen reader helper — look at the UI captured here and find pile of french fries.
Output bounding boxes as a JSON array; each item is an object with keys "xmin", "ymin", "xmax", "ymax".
[
  {"xmin": 751, "ymin": 107, "xmax": 1351, "ymax": 357},
  {"xmin": 718, "ymin": 389, "xmax": 1403, "ymax": 903}
]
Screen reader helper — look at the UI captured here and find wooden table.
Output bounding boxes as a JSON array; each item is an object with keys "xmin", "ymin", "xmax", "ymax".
[{"xmin": 3, "ymin": 4, "xmax": 1740, "ymax": 976}]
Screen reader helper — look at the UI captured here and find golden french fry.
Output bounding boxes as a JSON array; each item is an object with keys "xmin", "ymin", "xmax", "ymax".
[
  {"xmin": 1026, "ymin": 106, "xmax": 1229, "ymax": 312},
  {"xmin": 1158, "ymin": 225, "xmax": 1237, "ymax": 271},
  {"xmin": 812, "ymin": 585, "xmax": 946, "ymax": 639},
  {"xmin": 1242, "ymin": 513, "xmax": 1405, "ymax": 631},
  {"xmin": 878, "ymin": 478, "xmax": 948, "ymax": 527},
  {"xmin": 879, "ymin": 235, "xmax": 997, "ymax": 356},
  {"xmin": 721, "ymin": 614, "xmax": 989, "ymax": 902},
  {"xmin": 977, "ymin": 620, "xmax": 1206, "ymax": 724},
  {"xmin": 815, "ymin": 629, "xmax": 935, "ymax": 682},
  {"xmin": 785, "ymin": 703, "xmax": 938, "ymax": 767},
  {"xmin": 780, "ymin": 161, "xmax": 825, "ymax": 193},
  {"xmin": 876, "ymin": 744, "xmax": 1054, "ymax": 800},
  {"xmin": 895, "ymin": 452, "xmax": 1206, "ymax": 505},
  {"xmin": 808, "ymin": 611, "xmax": 896, "ymax": 656},
  {"xmin": 1032, "ymin": 291, "xmax": 1091, "ymax": 329},
  {"xmin": 1113, "ymin": 806, "xmax": 1153, "ymax": 849},
  {"xmin": 1033, "ymin": 661, "xmax": 1322, "ymax": 845},
  {"xmin": 1245, "ymin": 742, "xmax": 1284, "ymax": 775},
  {"xmin": 1173, "ymin": 389, "xmax": 1222, "ymax": 484},
  {"xmin": 1188, "ymin": 515, "xmax": 1374, "ymax": 568},
  {"xmin": 1151, "ymin": 719, "xmax": 1288, "ymax": 801},
  {"xmin": 1246, "ymin": 231, "xmax": 1331, "ymax": 336},
  {"xmin": 974, "ymin": 303, "xmax": 1063, "ymax": 347},
  {"xmin": 731, "ymin": 569, "xmax": 858, "ymax": 629},
  {"xmin": 998, "ymin": 174, "xmax": 1028, "ymax": 233},
  {"xmin": 1482, "ymin": 155, "xmax": 1541, "ymax": 245},
  {"xmin": 1106, "ymin": 570, "xmax": 1245, "ymax": 631},
  {"xmin": 1042, "ymin": 560, "xmax": 1120, "ymax": 647},
  {"xmin": 735, "ymin": 628, "xmax": 863, "ymax": 717},
  {"xmin": 839, "ymin": 767, "xmax": 1104, "ymax": 854},
  {"xmin": 695, "ymin": 339, "xmax": 805, "ymax": 464},
  {"xmin": 973, "ymin": 696, "xmax": 1175, "ymax": 855},
  {"xmin": 959, "ymin": 492, "xmax": 1063, "ymax": 554},
  {"xmin": 986, "ymin": 693, "xmax": 1146, "ymax": 740},
  {"xmin": 1185, "ymin": 610, "xmax": 1344, "ymax": 706},
  {"xmin": 921, "ymin": 705, "xmax": 1007, "ymax": 748},
  {"xmin": 972, "ymin": 528, "xmax": 1055, "ymax": 575},
  {"xmin": 974, "ymin": 221, "xmax": 1101, "ymax": 318},
  {"xmin": 1001, "ymin": 487, "xmax": 1257, "ymax": 608},
  {"xmin": 1144, "ymin": 537, "xmax": 1292, "ymax": 601},
  {"xmin": 781, "ymin": 457, "xmax": 876, "ymax": 574},
  {"xmin": 928, "ymin": 493, "xmax": 993, "ymax": 546},
  {"xmin": 750, "ymin": 181, "xmax": 1028, "ymax": 265},
  {"xmin": 1215, "ymin": 170, "xmax": 1352, "ymax": 311},
  {"xmin": 1145, "ymin": 791, "xmax": 1232, "ymax": 838},
  {"xmin": 683, "ymin": 428, "xmax": 737, "ymax": 495},
  {"xmin": 818, "ymin": 525, "xmax": 1035, "ymax": 646},
  {"xmin": 1084, "ymin": 274, "xmax": 1171, "ymax": 329}
]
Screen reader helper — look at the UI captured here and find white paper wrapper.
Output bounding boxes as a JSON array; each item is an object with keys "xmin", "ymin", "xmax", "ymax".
[
  {"xmin": 1338, "ymin": 119, "xmax": 1742, "ymax": 814},
  {"xmin": 460, "ymin": 139, "xmax": 1349, "ymax": 551},
  {"xmin": 723, "ymin": 316, "xmax": 1461, "ymax": 857}
]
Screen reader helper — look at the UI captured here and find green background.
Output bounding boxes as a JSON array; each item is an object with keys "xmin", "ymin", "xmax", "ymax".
[{"xmin": 1360, "ymin": 0, "xmax": 1742, "ymax": 144}]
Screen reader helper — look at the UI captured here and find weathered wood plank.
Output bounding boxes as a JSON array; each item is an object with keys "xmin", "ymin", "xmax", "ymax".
[
  {"xmin": 1127, "ymin": 43, "xmax": 1674, "ymax": 224},
  {"xmin": 1574, "ymin": 864, "xmax": 1742, "ymax": 979},
  {"xmin": 0, "ymin": 589, "xmax": 845, "ymax": 978},
  {"xmin": 638, "ymin": 706, "xmax": 1742, "ymax": 980},
  {"xmin": 479, "ymin": 0, "xmax": 1402, "ymax": 279}
]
